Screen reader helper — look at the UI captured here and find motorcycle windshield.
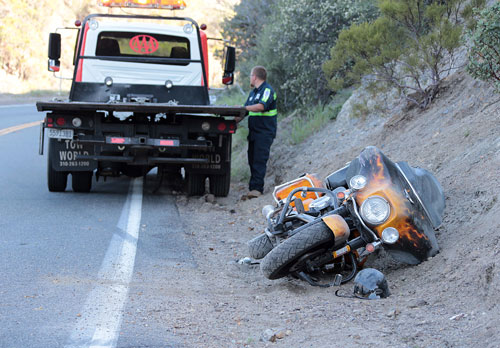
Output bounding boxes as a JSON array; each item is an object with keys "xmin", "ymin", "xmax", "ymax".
[
  {"xmin": 346, "ymin": 146, "xmax": 443, "ymax": 264},
  {"xmin": 395, "ymin": 162, "xmax": 445, "ymax": 229}
]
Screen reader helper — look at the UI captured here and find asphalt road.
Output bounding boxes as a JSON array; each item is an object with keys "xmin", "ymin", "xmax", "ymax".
[{"xmin": 0, "ymin": 105, "xmax": 195, "ymax": 348}]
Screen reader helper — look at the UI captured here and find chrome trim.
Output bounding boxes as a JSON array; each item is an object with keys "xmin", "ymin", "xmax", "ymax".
[
  {"xmin": 351, "ymin": 197, "xmax": 379, "ymax": 241},
  {"xmin": 296, "ymin": 214, "xmax": 315, "ymax": 223},
  {"xmin": 39, "ymin": 123, "xmax": 45, "ymax": 156},
  {"xmin": 395, "ymin": 163, "xmax": 435, "ymax": 228}
]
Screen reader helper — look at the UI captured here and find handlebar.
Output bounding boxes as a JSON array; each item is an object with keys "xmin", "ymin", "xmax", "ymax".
[{"xmin": 274, "ymin": 187, "xmax": 342, "ymax": 231}]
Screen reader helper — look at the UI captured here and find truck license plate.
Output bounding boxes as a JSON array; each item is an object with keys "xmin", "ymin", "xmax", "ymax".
[{"xmin": 47, "ymin": 128, "xmax": 74, "ymax": 140}]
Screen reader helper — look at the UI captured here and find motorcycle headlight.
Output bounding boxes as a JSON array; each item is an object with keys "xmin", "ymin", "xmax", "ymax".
[
  {"xmin": 350, "ymin": 175, "xmax": 367, "ymax": 190},
  {"xmin": 360, "ymin": 196, "xmax": 390, "ymax": 225},
  {"xmin": 381, "ymin": 227, "xmax": 399, "ymax": 244}
]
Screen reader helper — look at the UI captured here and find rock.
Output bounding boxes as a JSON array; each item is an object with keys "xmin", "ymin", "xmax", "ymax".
[
  {"xmin": 449, "ymin": 313, "xmax": 467, "ymax": 321},
  {"xmin": 409, "ymin": 299, "xmax": 429, "ymax": 308},
  {"xmin": 205, "ymin": 194, "xmax": 215, "ymax": 203},
  {"xmin": 261, "ymin": 328, "xmax": 288, "ymax": 342},
  {"xmin": 275, "ymin": 329, "xmax": 286, "ymax": 339},
  {"xmin": 261, "ymin": 329, "xmax": 276, "ymax": 342},
  {"xmin": 386, "ymin": 309, "xmax": 400, "ymax": 318},
  {"xmin": 238, "ymin": 257, "xmax": 252, "ymax": 264}
]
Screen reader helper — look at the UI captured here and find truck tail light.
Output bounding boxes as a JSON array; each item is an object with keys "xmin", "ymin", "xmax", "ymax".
[
  {"xmin": 46, "ymin": 117, "xmax": 54, "ymax": 128},
  {"xmin": 217, "ymin": 122, "xmax": 226, "ymax": 132},
  {"xmin": 159, "ymin": 140, "xmax": 175, "ymax": 146},
  {"xmin": 56, "ymin": 117, "xmax": 66, "ymax": 126},
  {"xmin": 110, "ymin": 137, "xmax": 126, "ymax": 144}
]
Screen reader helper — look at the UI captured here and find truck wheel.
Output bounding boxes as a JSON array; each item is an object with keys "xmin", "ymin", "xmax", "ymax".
[
  {"xmin": 48, "ymin": 165, "xmax": 68, "ymax": 192},
  {"xmin": 72, "ymin": 171, "xmax": 93, "ymax": 193},
  {"xmin": 47, "ymin": 141, "xmax": 67, "ymax": 192},
  {"xmin": 209, "ymin": 173, "xmax": 230, "ymax": 197},
  {"xmin": 187, "ymin": 173, "xmax": 206, "ymax": 196},
  {"xmin": 260, "ymin": 221, "xmax": 334, "ymax": 280}
]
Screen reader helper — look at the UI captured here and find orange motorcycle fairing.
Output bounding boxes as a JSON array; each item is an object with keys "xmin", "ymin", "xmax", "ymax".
[
  {"xmin": 352, "ymin": 146, "xmax": 439, "ymax": 264},
  {"xmin": 322, "ymin": 214, "xmax": 350, "ymax": 246},
  {"xmin": 273, "ymin": 173, "xmax": 323, "ymax": 206}
]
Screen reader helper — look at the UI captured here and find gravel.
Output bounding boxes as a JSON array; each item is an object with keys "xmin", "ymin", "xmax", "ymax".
[{"xmin": 176, "ymin": 69, "xmax": 500, "ymax": 347}]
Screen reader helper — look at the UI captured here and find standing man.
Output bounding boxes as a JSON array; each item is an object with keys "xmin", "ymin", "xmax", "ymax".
[{"xmin": 240, "ymin": 66, "xmax": 277, "ymax": 198}]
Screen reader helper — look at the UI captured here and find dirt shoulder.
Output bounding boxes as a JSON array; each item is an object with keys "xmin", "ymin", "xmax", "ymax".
[
  {"xmin": 176, "ymin": 70, "xmax": 500, "ymax": 347},
  {"xmin": 8, "ymin": 70, "xmax": 498, "ymax": 347}
]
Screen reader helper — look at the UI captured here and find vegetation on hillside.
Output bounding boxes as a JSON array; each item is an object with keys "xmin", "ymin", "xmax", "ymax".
[
  {"xmin": 466, "ymin": 2, "xmax": 500, "ymax": 91},
  {"xmin": 0, "ymin": 0, "xmax": 234, "ymax": 91},
  {"xmin": 2, "ymin": 0, "xmax": 496, "ymax": 109},
  {"xmin": 323, "ymin": 0, "xmax": 486, "ymax": 109},
  {"xmin": 223, "ymin": 0, "xmax": 378, "ymax": 111}
]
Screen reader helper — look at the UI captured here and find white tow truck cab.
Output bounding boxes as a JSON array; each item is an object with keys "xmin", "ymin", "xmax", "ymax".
[{"xmin": 38, "ymin": 0, "xmax": 242, "ymax": 196}]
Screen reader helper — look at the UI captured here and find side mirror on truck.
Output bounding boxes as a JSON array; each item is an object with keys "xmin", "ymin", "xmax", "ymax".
[
  {"xmin": 48, "ymin": 33, "xmax": 61, "ymax": 72},
  {"xmin": 222, "ymin": 46, "xmax": 235, "ymax": 85}
]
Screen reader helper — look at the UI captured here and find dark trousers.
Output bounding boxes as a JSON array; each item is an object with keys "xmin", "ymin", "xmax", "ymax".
[{"xmin": 248, "ymin": 133, "xmax": 274, "ymax": 193}]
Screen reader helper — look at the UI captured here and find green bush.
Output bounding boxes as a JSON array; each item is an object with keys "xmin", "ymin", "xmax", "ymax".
[
  {"xmin": 324, "ymin": 0, "xmax": 486, "ymax": 109},
  {"xmin": 223, "ymin": 0, "xmax": 378, "ymax": 111},
  {"xmin": 466, "ymin": 3, "xmax": 500, "ymax": 91},
  {"xmin": 220, "ymin": 0, "xmax": 275, "ymax": 73}
]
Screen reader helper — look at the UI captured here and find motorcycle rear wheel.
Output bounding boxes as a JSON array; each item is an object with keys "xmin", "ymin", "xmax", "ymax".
[{"xmin": 260, "ymin": 221, "xmax": 334, "ymax": 280}]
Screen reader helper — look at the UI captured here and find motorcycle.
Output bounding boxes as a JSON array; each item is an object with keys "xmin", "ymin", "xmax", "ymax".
[{"xmin": 247, "ymin": 146, "xmax": 445, "ymax": 286}]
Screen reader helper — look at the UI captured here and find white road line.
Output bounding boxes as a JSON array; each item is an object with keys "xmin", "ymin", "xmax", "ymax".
[
  {"xmin": 66, "ymin": 178, "xmax": 143, "ymax": 348},
  {"xmin": 0, "ymin": 120, "xmax": 42, "ymax": 136}
]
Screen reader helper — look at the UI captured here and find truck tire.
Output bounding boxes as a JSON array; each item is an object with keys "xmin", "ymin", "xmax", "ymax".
[
  {"xmin": 209, "ymin": 173, "xmax": 230, "ymax": 197},
  {"xmin": 187, "ymin": 173, "xmax": 206, "ymax": 196},
  {"xmin": 247, "ymin": 233, "xmax": 274, "ymax": 260},
  {"xmin": 72, "ymin": 171, "xmax": 93, "ymax": 193},
  {"xmin": 48, "ymin": 165, "xmax": 68, "ymax": 192},
  {"xmin": 260, "ymin": 221, "xmax": 334, "ymax": 280},
  {"xmin": 47, "ymin": 140, "xmax": 68, "ymax": 192}
]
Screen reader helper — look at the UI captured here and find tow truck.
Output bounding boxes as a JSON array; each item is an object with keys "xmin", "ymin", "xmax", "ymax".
[{"xmin": 36, "ymin": 0, "xmax": 244, "ymax": 196}]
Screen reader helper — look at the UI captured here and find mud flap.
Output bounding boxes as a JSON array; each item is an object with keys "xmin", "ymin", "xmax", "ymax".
[
  {"xmin": 49, "ymin": 138, "xmax": 97, "ymax": 171},
  {"xmin": 186, "ymin": 134, "xmax": 231, "ymax": 175}
]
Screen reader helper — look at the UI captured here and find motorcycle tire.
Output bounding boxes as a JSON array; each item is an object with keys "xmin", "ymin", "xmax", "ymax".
[
  {"xmin": 247, "ymin": 233, "xmax": 274, "ymax": 260},
  {"xmin": 260, "ymin": 221, "xmax": 335, "ymax": 280}
]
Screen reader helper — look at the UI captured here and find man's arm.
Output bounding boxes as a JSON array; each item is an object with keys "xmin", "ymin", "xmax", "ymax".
[
  {"xmin": 245, "ymin": 103, "xmax": 265, "ymax": 112},
  {"xmin": 235, "ymin": 103, "xmax": 265, "ymax": 123}
]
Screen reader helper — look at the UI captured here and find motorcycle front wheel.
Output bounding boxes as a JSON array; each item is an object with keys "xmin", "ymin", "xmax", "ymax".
[{"xmin": 260, "ymin": 221, "xmax": 334, "ymax": 280}]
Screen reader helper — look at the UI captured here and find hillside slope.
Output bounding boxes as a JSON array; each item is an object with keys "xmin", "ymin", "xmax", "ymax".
[{"xmin": 178, "ymin": 67, "xmax": 500, "ymax": 347}]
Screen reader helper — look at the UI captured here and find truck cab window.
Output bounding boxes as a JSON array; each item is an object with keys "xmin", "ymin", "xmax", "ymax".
[{"xmin": 96, "ymin": 31, "xmax": 190, "ymax": 65}]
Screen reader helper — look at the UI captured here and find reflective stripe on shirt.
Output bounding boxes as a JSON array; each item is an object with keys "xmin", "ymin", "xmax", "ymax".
[{"xmin": 249, "ymin": 109, "xmax": 278, "ymax": 117}]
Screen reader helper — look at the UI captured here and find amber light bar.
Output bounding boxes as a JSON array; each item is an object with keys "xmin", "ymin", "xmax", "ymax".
[{"xmin": 99, "ymin": 0, "xmax": 186, "ymax": 9}]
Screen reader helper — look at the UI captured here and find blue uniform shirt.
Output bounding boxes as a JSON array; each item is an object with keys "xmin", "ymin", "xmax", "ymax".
[{"xmin": 244, "ymin": 81, "xmax": 277, "ymax": 140}]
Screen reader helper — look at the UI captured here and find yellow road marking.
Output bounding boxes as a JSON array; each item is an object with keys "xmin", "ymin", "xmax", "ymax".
[{"xmin": 0, "ymin": 120, "xmax": 42, "ymax": 136}]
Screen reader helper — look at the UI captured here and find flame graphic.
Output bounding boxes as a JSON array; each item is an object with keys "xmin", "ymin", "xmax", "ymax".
[{"xmin": 355, "ymin": 149, "xmax": 431, "ymax": 261}]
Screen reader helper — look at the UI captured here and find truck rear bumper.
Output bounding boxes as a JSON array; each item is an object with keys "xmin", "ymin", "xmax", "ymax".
[{"xmin": 76, "ymin": 154, "xmax": 209, "ymax": 165}]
